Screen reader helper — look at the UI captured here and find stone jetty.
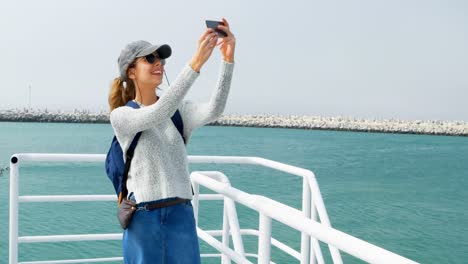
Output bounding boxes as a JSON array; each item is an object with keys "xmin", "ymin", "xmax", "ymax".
[
  {"xmin": 0, "ymin": 108, "xmax": 109, "ymax": 123},
  {"xmin": 212, "ymin": 115, "xmax": 468, "ymax": 136},
  {"xmin": 1, "ymin": 108, "xmax": 467, "ymax": 136}
]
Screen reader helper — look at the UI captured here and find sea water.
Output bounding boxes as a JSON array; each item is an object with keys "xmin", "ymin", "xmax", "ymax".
[{"xmin": 0, "ymin": 122, "xmax": 466, "ymax": 264}]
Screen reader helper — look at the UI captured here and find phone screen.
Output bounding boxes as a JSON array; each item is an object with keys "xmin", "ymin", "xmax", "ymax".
[{"xmin": 205, "ymin": 20, "xmax": 227, "ymax": 37}]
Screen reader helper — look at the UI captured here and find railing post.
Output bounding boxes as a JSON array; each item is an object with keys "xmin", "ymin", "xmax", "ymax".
[
  {"xmin": 192, "ymin": 181, "xmax": 200, "ymax": 225},
  {"xmin": 9, "ymin": 156, "xmax": 19, "ymax": 264},
  {"xmin": 310, "ymin": 192, "xmax": 325, "ymax": 264},
  {"xmin": 258, "ymin": 213, "xmax": 272, "ymax": 264},
  {"xmin": 301, "ymin": 177, "xmax": 311, "ymax": 264},
  {"xmin": 221, "ymin": 203, "xmax": 231, "ymax": 264},
  {"xmin": 307, "ymin": 175, "xmax": 343, "ymax": 264}
]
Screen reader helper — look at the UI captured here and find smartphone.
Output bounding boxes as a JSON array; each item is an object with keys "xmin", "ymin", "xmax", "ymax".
[{"xmin": 205, "ymin": 20, "xmax": 228, "ymax": 37}]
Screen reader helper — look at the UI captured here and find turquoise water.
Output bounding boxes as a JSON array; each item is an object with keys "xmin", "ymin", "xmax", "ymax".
[{"xmin": 0, "ymin": 122, "xmax": 467, "ymax": 263}]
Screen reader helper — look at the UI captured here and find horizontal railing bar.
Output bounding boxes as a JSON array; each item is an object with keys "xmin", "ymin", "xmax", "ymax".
[
  {"xmin": 189, "ymin": 155, "xmax": 312, "ymax": 178},
  {"xmin": 198, "ymin": 253, "xmax": 277, "ymax": 264},
  {"xmin": 199, "ymin": 194, "xmax": 224, "ymax": 200},
  {"xmin": 18, "ymin": 193, "xmax": 221, "ymax": 203},
  {"xmin": 11, "ymin": 154, "xmax": 313, "ymax": 180},
  {"xmin": 19, "ymin": 195, "xmax": 116, "ymax": 202},
  {"xmin": 19, "ymin": 255, "xmax": 268, "ymax": 264},
  {"xmin": 11, "ymin": 153, "xmax": 105, "ymax": 163},
  {"xmin": 17, "ymin": 229, "xmax": 299, "ymax": 260},
  {"xmin": 19, "ymin": 234, "xmax": 122, "ymax": 243},
  {"xmin": 19, "ymin": 257, "xmax": 123, "ymax": 264},
  {"xmin": 200, "ymin": 253, "xmax": 223, "ymax": 258}
]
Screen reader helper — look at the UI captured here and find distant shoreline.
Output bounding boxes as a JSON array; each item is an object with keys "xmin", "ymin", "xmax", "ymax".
[{"xmin": 1, "ymin": 108, "xmax": 467, "ymax": 137}]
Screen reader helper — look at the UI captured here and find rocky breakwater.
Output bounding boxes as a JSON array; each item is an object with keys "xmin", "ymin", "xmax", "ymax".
[
  {"xmin": 212, "ymin": 114, "xmax": 468, "ymax": 136},
  {"xmin": 1, "ymin": 109, "xmax": 467, "ymax": 136},
  {"xmin": 0, "ymin": 108, "xmax": 109, "ymax": 123}
]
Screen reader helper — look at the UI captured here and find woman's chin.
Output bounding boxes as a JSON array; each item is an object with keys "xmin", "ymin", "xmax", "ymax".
[
  {"xmin": 144, "ymin": 79, "xmax": 162, "ymax": 87},
  {"xmin": 151, "ymin": 76, "xmax": 163, "ymax": 83}
]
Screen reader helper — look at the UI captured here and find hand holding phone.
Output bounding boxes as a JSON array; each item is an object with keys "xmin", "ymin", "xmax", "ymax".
[{"xmin": 205, "ymin": 20, "xmax": 228, "ymax": 37}]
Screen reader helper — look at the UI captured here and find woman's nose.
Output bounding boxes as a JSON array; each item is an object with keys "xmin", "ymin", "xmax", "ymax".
[
  {"xmin": 157, "ymin": 60, "xmax": 164, "ymax": 67},
  {"xmin": 157, "ymin": 58, "xmax": 166, "ymax": 66}
]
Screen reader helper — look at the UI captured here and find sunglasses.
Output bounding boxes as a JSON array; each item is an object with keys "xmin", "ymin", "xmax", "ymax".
[{"xmin": 144, "ymin": 53, "xmax": 166, "ymax": 65}]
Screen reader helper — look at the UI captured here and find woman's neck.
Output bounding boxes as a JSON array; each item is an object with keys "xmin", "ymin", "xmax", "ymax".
[{"xmin": 135, "ymin": 90, "xmax": 159, "ymax": 106}]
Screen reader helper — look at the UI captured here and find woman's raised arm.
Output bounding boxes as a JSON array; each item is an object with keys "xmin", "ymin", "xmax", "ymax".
[{"xmin": 110, "ymin": 28, "xmax": 221, "ymax": 139}]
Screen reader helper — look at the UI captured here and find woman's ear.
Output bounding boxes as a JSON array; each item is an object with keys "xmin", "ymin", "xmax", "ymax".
[{"xmin": 128, "ymin": 68, "xmax": 136, "ymax": 80}]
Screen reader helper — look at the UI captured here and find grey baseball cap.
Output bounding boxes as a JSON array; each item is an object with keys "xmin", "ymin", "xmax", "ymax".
[{"xmin": 118, "ymin": 40, "xmax": 172, "ymax": 81}]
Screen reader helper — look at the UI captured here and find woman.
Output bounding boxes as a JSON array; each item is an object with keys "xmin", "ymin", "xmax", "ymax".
[{"xmin": 108, "ymin": 18, "xmax": 235, "ymax": 263}]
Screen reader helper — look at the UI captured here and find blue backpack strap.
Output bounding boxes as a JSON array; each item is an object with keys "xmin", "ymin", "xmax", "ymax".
[
  {"xmin": 125, "ymin": 100, "xmax": 139, "ymax": 109},
  {"xmin": 127, "ymin": 100, "xmax": 143, "ymax": 156},
  {"xmin": 125, "ymin": 100, "xmax": 143, "ymax": 152},
  {"xmin": 171, "ymin": 109, "xmax": 186, "ymax": 145},
  {"xmin": 120, "ymin": 100, "xmax": 143, "ymax": 202}
]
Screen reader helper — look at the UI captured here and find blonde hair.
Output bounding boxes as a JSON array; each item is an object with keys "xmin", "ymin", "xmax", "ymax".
[{"xmin": 108, "ymin": 62, "xmax": 137, "ymax": 111}]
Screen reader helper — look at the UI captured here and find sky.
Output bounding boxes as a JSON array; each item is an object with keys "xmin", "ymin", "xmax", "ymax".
[{"xmin": 0, "ymin": 0, "xmax": 466, "ymax": 121}]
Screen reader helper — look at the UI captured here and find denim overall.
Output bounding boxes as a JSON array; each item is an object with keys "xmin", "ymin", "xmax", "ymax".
[{"xmin": 122, "ymin": 193, "xmax": 201, "ymax": 263}]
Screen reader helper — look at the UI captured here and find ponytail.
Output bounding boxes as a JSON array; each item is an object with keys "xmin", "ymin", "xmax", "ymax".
[{"xmin": 108, "ymin": 78, "xmax": 136, "ymax": 111}]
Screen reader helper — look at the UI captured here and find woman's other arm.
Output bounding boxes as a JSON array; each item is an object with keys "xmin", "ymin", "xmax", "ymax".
[{"xmin": 180, "ymin": 17, "xmax": 237, "ymax": 134}]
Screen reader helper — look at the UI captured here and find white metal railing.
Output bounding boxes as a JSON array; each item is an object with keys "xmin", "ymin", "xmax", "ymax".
[{"xmin": 8, "ymin": 153, "xmax": 419, "ymax": 264}]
